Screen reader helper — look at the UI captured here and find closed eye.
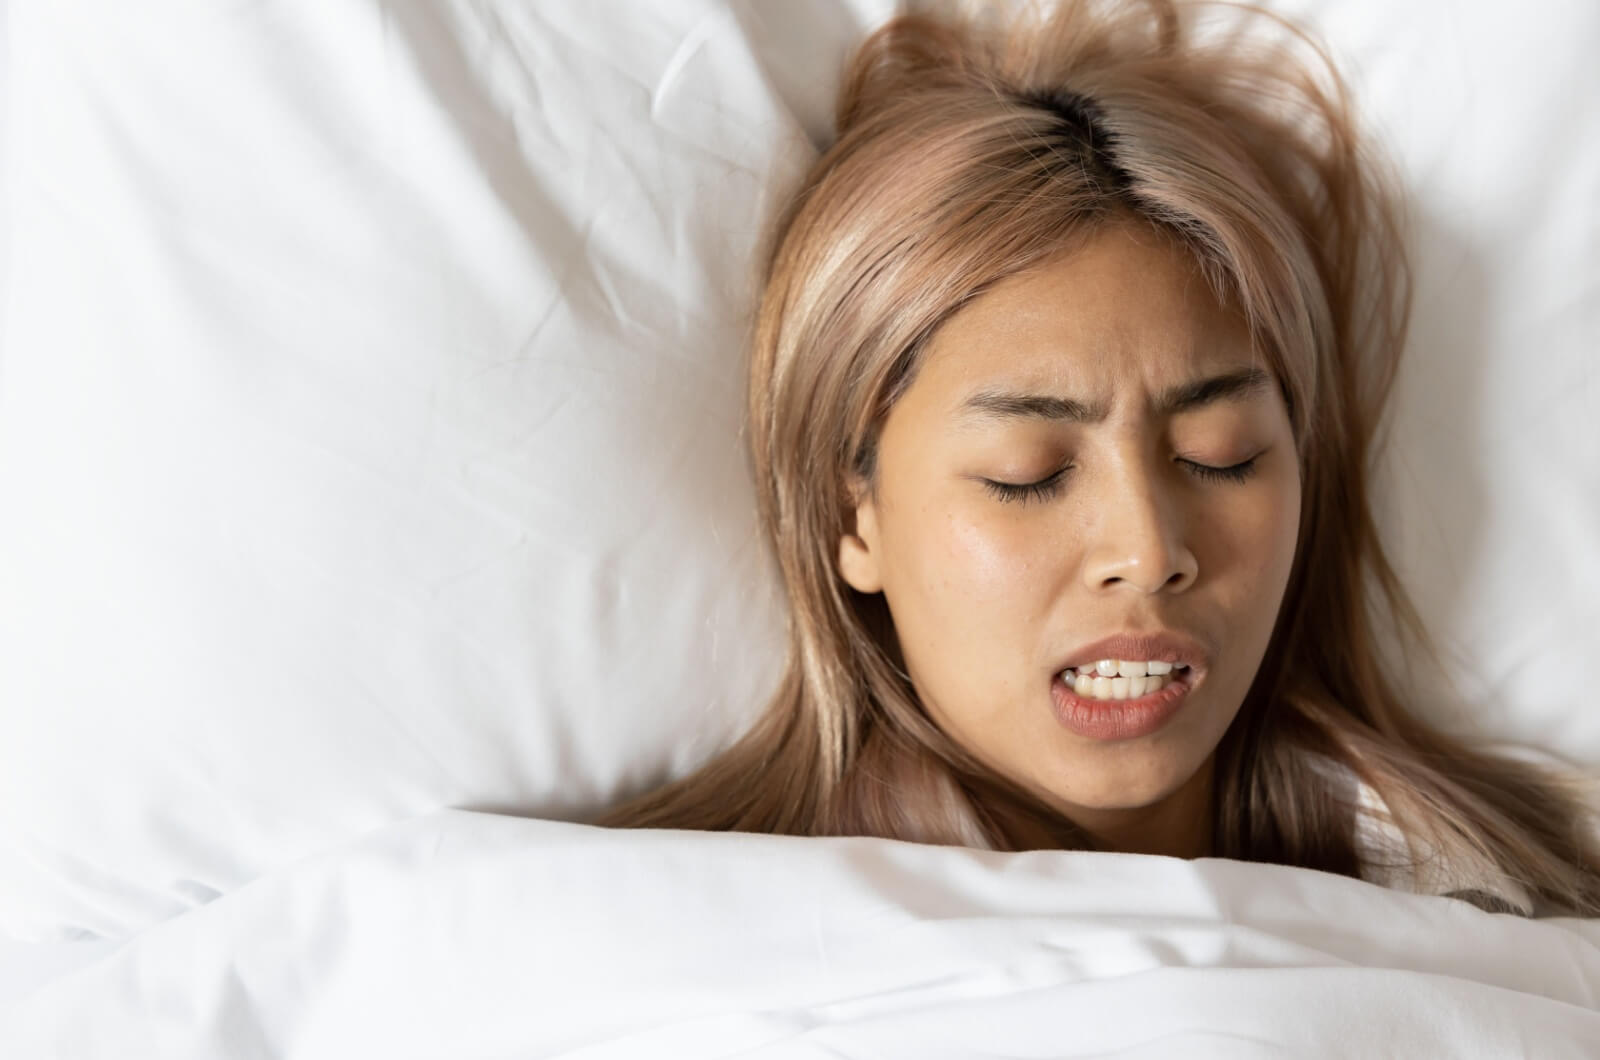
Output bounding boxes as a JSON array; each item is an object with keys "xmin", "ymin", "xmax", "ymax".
[
  {"xmin": 982, "ymin": 468, "xmax": 1068, "ymax": 505},
  {"xmin": 983, "ymin": 456, "xmax": 1260, "ymax": 505},
  {"xmin": 1180, "ymin": 457, "xmax": 1259, "ymax": 485}
]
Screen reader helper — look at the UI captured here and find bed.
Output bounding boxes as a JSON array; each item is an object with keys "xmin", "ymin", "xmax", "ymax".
[{"xmin": 1, "ymin": 0, "xmax": 1597, "ymax": 1054}]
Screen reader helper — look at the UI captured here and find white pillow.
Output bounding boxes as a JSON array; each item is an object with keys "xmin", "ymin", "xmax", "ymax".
[
  {"xmin": 1, "ymin": 0, "xmax": 1595, "ymax": 941},
  {"xmin": 0, "ymin": 0, "xmax": 893, "ymax": 941}
]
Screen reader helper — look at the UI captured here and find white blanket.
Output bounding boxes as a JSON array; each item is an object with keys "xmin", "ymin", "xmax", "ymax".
[{"xmin": 4, "ymin": 810, "xmax": 1597, "ymax": 1058}]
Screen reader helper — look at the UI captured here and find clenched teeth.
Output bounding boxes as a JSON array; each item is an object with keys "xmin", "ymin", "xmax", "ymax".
[{"xmin": 1060, "ymin": 660, "xmax": 1193, "ymax": 700}]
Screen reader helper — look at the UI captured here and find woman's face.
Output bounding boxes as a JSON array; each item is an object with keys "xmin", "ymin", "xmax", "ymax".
[{"xmin": 837, "ymin": 221, "xmax": 1302, "ymax": 856}]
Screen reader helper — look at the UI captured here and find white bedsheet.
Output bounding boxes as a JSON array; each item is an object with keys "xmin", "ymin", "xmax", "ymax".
[
  {"xmin": 3, "ymin": 810, "xmax": 1597, "ymax": 1058},
  {"xmin": 0, "ymin": 933, "xmax": 120, "ymax": 1011}
]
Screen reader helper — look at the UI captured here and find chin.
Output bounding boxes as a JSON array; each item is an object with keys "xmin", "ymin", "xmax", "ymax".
[{"xmin": 1030, "ymin": 740, "xmax": 1203, "ymax": 811}]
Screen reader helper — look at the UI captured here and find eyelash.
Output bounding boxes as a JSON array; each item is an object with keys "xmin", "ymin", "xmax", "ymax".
[{"xmin": 983, "ymin": 458, "xmax": 1260, "ymax": 505}]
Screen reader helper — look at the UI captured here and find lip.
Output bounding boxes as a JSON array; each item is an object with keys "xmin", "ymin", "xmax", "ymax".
[
  {"xmin": 1050, "ymin": 666, "xmax": 1197, "ymax": 741},
  {"xmin": 1052, "ymin": 630, "xmax": 1210, "ymax": 675}
]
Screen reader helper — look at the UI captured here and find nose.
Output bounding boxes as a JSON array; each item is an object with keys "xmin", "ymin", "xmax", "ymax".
[{"xmin": 1081, "ymin": 455, "xmax": 1198, "ymax": 594}]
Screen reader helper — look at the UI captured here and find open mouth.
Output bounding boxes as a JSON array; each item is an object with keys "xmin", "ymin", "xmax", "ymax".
[
  {"xmin": 1057, "ymin": 661, "xmax": 1194, "ymax": 702},
  {"xmin": 1049, "ymin": 663, "xmax": 1199, "ymax": 741}
]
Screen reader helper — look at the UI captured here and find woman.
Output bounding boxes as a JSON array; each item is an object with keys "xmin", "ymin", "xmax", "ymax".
[{"xmin": 600, "ymin": 0, "xmax": 1600, "ymax": 917}]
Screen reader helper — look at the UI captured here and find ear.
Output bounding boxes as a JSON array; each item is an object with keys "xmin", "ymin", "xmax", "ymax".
[{"xmin": 837, "ymin": 474, "xmax": 884, "ymax": 594}]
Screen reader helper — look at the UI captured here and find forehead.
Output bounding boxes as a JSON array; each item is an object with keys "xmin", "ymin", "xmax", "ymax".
[{"xmin": 913, "ymin": 223, "xmax": 1258, "ymax": 415}]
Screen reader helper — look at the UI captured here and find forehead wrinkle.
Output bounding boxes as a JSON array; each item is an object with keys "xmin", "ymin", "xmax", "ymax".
[
  {"xmin": 951, "ymin": 365, "xmax": 1271, "ymax": 431},
  {"xmin": 957, "ymin": 387, "xmax": 1109, "ymax": 425}
]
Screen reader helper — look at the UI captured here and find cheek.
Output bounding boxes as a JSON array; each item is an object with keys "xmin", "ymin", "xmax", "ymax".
[
  {"xmin": 935, "ymin": 506, "xmax": 1049, "ymax": 606},
  {"xmin": 886, "ymin": 503, "xmax": 1050, "ymax": 682},
  {"xmin": 1264, "ymin": 466, "xmax": 1303, "ymax": 576},
  {"xmin": 1213, "ymin": 466, "xmax": 1301, "ymax": 608}
]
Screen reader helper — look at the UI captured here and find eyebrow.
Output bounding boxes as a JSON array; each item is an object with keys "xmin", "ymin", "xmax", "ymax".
[{"xmin": 957, "ymin": 366, "xmax": 1273, "ymax": 425}]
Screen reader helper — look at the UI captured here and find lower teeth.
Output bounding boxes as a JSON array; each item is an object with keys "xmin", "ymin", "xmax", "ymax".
[{"xmin": 1067, "ymin": 672, "xmax": 1175, "ymax": 701}]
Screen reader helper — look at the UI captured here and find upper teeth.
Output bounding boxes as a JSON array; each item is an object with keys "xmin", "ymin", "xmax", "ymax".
[{"xmin": 1072, "ymin": 659, "xmax": 1183, "ymax": 678}]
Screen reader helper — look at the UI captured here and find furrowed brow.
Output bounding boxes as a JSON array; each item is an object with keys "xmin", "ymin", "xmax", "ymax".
[
  {"xmin": 957, "ymin": 390, "xmax": 1107, "ymax": 424},
  {"xmin": 1152, "ymin": 366, "xmax": 1273, "ymax": 416},
  {"xmin": 956, "ymin": 366, "xmax": 1272, "ymax": 426}
]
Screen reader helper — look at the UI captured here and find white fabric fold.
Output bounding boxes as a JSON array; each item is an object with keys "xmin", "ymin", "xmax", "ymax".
[{"xmin": 4, "ymin": 810, "xmax": 1598, "ymax": 1058}]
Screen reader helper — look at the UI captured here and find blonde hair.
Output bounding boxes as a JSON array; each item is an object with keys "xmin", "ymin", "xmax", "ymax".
[{"xmin": 600, "ymin": 0, "xmax": 1600, "ymax": 915}]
